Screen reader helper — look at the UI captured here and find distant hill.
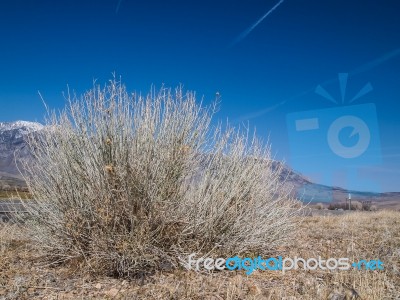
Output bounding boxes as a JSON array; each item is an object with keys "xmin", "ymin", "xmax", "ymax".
[
  {"xmin": 273, "ymin": 161, "xmax": 400, "ymax": 209},
  {"xmin": 0, "ymin": 120, "xmax": 398, "ymax": 209}
]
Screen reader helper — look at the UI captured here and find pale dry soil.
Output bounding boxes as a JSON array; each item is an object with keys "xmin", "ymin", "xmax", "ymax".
[{"xmin": 0, "ymin": 211, "xmax": 399, "ymax": 300}]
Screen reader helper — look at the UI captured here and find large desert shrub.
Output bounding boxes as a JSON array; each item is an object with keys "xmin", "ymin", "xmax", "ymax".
[{"xmin": 21, "ymin": 78, "xmax": 300, "ymax": 277}]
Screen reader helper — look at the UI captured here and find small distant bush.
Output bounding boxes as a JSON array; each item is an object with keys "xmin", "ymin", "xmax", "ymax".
[
  {"xmin": 328, "ymin": 201, "xmax": 374, "ymax": 211},
  {"xmin": 22, "ymin": 78, "xmax": 300, "ymax": 277},
  {"xmin": 370, "ymin": 205, "xmax": 378, "ymax": 211},
  {"xmin": 315, "ymin": 203, "xmax": 324, "ymax": 210},
  {"xmin": 328, "ymin": 203, "xmax": 345, "ymax": 210},
  {"xmin": 292, "ymin": 199, "xmax": 304, "ymax": 209},
  {"xmin": 361, "ymin": 201, "xmax": 372, "ymax": 211},
  {"xmin": 352, "ymin": 201, "xmax": 363, "ymax": 211},
  {"xmin": 1, "ymin": 184, "xmax": 11, "ymax": 191}
]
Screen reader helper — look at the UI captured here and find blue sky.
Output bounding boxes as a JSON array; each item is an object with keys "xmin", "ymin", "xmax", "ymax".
[{"xmin": 0, "ymin": 0, "xmax": 399, "ymax": 192}]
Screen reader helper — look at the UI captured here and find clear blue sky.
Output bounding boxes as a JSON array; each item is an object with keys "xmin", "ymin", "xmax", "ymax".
[{"xmin": 0, "ymin": 0, "xmax": 399, "ymax": 192}]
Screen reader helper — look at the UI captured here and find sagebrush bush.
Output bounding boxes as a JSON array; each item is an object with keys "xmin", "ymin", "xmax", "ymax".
[
  {"xmin": 21, "ymin": 78, "xmax": 300, "ymax": 277},
  {"xmin": 351, "ymin": 200, "xmax": 363, "ymax": 211}
]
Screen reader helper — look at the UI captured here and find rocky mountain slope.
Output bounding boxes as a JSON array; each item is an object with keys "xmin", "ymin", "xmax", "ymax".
[{"xmin": 0, "ymin": 121, "xmax": 43, "ymax": 190}]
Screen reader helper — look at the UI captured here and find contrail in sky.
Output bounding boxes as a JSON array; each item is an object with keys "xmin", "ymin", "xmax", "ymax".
[
  {"xmin": 115, "ymin": 0, "xmax": 124, "ymax": 14},
  {"xmin": 230, "ymin": 0, "xmax": 286, "ymax": 47}
]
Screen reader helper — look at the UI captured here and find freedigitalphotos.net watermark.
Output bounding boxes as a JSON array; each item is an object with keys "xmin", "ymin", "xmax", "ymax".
[{"xmin": 184, "ymin": 254, "xmax": 384, "ymax": 275}]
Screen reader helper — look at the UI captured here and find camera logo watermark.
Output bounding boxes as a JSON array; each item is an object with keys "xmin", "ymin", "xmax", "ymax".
[
  {"xmin": 286, "ymin": 73, "xmax": 382, "ymax": 197},
  {"xmin": 184, "ymin": 254, "xmax": 384, "ymax": 275}
]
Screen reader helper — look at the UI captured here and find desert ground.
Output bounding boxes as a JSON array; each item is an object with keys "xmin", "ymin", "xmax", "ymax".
[{"xmin": 1, "ymin": 210, "xmax": 399, "ymax": 300}]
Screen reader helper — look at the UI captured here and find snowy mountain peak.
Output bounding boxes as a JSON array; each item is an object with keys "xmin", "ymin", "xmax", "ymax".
[
  {"xmin": 0, "ymin": 120, "xmax": 45, "ymax": 189},
  {"xmin": 0, "ymin": 120, "xmax": 44, "ymax": 134}
]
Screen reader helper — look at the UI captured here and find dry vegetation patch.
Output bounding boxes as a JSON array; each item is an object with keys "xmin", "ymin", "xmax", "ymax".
[
  {"xmin": 0, "ymin": 191, "xmax": 31, "ymax": 200},
  {"xmin": 1, "ymin": 210, "xmax": 399, "ymax": 299}
]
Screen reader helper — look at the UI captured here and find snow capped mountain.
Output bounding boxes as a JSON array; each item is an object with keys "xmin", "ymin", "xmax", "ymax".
[
  {"xmin": 0, "ymin": 121, "xmax": 43, "ymax": 137},
  {"xmin": 0, "ymin": 120, "xmax": 44, "ymax": 189}
]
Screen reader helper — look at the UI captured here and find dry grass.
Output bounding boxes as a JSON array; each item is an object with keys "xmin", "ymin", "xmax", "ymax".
[
  {"xmin": 278, "ymin": 210, "xmax": 400, "ymax": 299},
  {"xmin": 1, "ymin": 210, "xmax": 399, "ymax": 299},
  {"xmin": 0, "ymin": 190, "xmax": 31, "ymax": 200}
]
